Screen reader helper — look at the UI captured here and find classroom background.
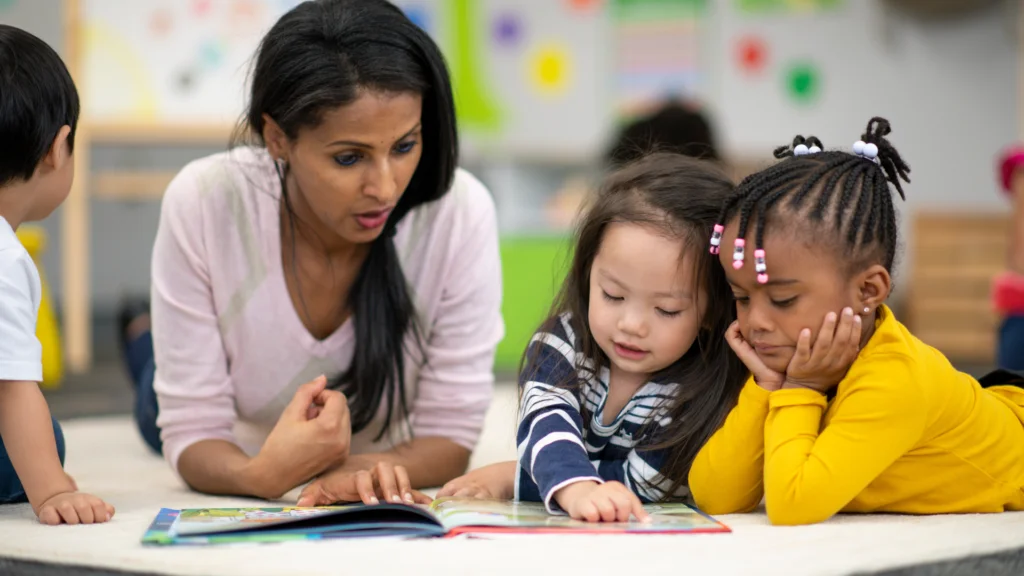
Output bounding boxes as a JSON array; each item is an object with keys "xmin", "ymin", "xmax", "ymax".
[{"xmin": 1, "ymin": 0, "xmax": 1019, "ymax": 413}]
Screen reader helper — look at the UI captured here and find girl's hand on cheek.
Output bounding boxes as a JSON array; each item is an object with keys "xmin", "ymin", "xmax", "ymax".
[
  {"xmin": 784, "ymin": 307, "xmax": 862, "ymax": 393},
  {"xmin": 725, "ymin": 321, "xmax": 785, "ymax": 391}
]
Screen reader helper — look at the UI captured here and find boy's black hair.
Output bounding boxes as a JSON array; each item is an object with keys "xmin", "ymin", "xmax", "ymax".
[
  {"xmin": 716, "ymin": 117, "xmax": 911, "ymax": 277},
  {"xmin": 0, "ymin": 25, "xmax": 79, "ymax": 186}
]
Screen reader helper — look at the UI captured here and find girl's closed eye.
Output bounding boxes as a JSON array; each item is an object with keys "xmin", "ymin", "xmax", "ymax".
[
  {"xmin": 656, "ymin": 307, "xmax": 681, "ymax": 318},
  {"xmin": 732, "ymin": 293, "xmax": 749, "ymax": 305},
  {"xmin": 601, "ymin": 290, "xmax": 623, "ymax": 302},
  {"xmin": 771, "ymin": 296, "xmax": 798, "ymax": 308}
]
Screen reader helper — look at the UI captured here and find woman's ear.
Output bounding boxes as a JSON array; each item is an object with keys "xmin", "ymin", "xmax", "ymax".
[
  {"xmin": 262, "ymin": 114, "xmax": 290, "ymax": 162},
  {"xmin": 855, "ymin": 264, "xmax": 891, "ymax": 315}
]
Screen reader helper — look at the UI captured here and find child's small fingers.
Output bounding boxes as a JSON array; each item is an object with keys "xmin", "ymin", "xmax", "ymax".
[
  {"xmin": 106, "ymin": 503, "xmax": 115, "ymax": 521},
  {"xmin": 582, "ymin": 501, "xmax": 602, "ymax": 523},
  {"xmin": 811, "ymin": 312, "xmax": 838, "ymax": 359},
  {"xmin": 90, "ymin": 500, "xmax": 109, "ymax": 524},
  {"xmin": 58, "ymin": 502, "xmax": 80, "ymax": 525},
  {"xmin": 72, "ymin": 501, "xmax": 93, "ymax": 524},
  {"xmin": 38, "ymin": 506, "xmax": 60, "ymax": 526},
  {"xmin": 594, "ymin": 497, "xmax": 617, "ymax": 522},
  {"xmin": 793, "ymin": 329, "xmax": 813, "ymax": 365}
]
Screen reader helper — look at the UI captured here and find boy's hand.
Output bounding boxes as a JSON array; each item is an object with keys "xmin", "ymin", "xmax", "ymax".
[
  {"xmin": 784, "ymin": 308, "xmax": 862, "ymax": 393},
  {"xmin": 553, "ymin": 481, "xmax": 650, "ymax": 523},
  {"xmin": 37, "ymin": 491, "xmax": 115, "ymax": 525},
  {"xmin": 437, "ymin": 461, "xmax": 516, "ymax": 500}
]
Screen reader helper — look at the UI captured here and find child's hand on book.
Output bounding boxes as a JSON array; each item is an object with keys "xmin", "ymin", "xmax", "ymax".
[
  {"xmin": 437, "ymin": 461, "xmax": 516, "ymax": 500},
  {"xmin": 297, "ymin": 461, "xmax": 433, "ymax": 507},
  {"xmin": 783, "ymin": 307, "xmax": 861, "ymax": 394},
  {"xmin": 725, "ymin": 321, "xmax": 785, "ymax": 391},
  {"xmin": 554, "ymin": 481, "xmax": 650, "ymax": 523},
  {"xmin": 37, "ymin": 491, "xmax": 114, "ymax": 525}
]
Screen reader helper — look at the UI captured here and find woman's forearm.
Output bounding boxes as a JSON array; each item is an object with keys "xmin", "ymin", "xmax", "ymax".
[{"xmin": 176, "ymin": 439, "xmax": 286, "ymax": 499}]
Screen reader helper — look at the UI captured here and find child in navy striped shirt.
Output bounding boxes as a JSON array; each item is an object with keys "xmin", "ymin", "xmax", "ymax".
[{"xmin": 440, "ymin": 153, "xmax": 748, "ymax": 522}]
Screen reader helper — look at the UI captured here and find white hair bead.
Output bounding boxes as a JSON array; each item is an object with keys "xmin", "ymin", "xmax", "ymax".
[
  {"xmin": 853, "ymin": 140, "xmax": 866, "ymax": 155},
  {"xmin": 862, "ymin": 143, "xmax": 879, "ymax": 159},
  {"xmin": 794, "ymin": 144, "xmax": 809, "ymax": 156},
  {"xmin": 808, "ymin": 145, "xmax": 821, "ymax": 154}
]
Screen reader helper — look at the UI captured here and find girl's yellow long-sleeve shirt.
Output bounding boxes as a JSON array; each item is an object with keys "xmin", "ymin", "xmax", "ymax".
[{"xmin": 689, "ymin": 306, "xmax": 1024, "ymax": 526}]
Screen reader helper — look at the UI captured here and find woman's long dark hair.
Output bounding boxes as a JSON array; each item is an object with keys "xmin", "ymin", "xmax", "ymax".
[
  {"xmin": 236, "ymin": 0, "xmax": 458, "ymax": 438},
  {"xmin": 523, "ymin": 153, "xmax": 748, "ymax": 499}
]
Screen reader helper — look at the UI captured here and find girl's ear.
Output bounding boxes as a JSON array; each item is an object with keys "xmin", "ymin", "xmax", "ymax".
[{"xmin": 855, "ymin": 264, "xmax": 891, "ymax": 316}]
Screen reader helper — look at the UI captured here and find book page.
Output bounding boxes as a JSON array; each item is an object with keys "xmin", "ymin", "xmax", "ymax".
[{"xmin": 429, "ymin": 498, "xmax": 729, "ymax": 533}]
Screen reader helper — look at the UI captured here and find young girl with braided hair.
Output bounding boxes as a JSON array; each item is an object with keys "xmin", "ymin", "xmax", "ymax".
[{"xmin": 689, "ymin": 117, "xmax": 1024, "ymax": 526}]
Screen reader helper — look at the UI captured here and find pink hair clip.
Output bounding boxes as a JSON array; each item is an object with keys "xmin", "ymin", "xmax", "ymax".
[
  {"xmin": 755, "ymin": 249, "xmax": 768, "ymax": 284},
  {"xmin": 732, "ymin": 239, "xmax": 745, "ymax": 269},
  {"xmin": 709, "ymin": 224, "xmax": 724, "ymax": 254}
]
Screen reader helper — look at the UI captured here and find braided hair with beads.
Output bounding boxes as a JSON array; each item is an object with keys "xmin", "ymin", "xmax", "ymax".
[{"xmin": 711, "ymin": 117, "xmax": 911, "ymax": 282}]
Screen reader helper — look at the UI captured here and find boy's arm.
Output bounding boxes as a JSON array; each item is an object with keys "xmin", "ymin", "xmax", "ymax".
[
  {"xmin": 0, "ymin": 381, "xmax": 74, "ymax": 513},
  {"xmin": 688, "ymin": 377, "xmax": 772, "ymax": 514}
]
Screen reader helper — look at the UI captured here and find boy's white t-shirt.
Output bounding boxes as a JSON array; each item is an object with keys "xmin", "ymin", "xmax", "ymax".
[{"xmin": 0, "ymin": 215, "xmax": 42, "ymax": 382}]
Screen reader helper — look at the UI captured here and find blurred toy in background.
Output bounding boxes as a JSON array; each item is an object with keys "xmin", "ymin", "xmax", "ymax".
[{"xmin": 993, "ymin": 145, "xmax": 1024, "ymax": 371}]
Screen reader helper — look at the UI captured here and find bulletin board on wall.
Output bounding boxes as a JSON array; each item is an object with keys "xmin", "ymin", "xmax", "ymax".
[{"xmin": 76, "ymin": 0, "xmax": 707, "ymax": 157}]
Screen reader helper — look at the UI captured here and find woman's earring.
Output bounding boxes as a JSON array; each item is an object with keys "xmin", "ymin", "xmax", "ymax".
[{"xmin": 862, "ymin": 306, "xmax": 871, "ymax": 315}]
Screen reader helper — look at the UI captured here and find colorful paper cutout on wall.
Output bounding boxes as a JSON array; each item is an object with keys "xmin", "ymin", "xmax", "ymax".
[
  {"xmin": 785, "ymin": 61, "xmax": 820, "ymax": 104},
  {"xmin": 529, "ymin": 44, "xmax": 571, "ymax": 96},
  {"xmin": 737, "ymin": 0, "xmax": 842, "ymax": 13},
  {"xmin": 445, "ymin": 0, "xmax": 503, "ymax": 132},
  {"xmin": 612, "ymin": 0, "xmax": 704, "ymax": 116},
  {"xmin": 400, "ymin": 3, "xmax": 431, "ymax": 32},
  {"xmin": 611, "ymin": 0, "xmax": 706, "ymax": 21},
  {"xmin": 191, "ymin": 0, "xmax": 212, "ymax": 17},
  {"xmin": 149, "ymin": 9, "xmax": 173, "ymax": 36},
  {"xmin": 493, "ymin": 12, "xmax": 521, "ymax": 46},
  {"xmin": 736, "ymin": 35, "xmax": 767, "ymax": 74},
  {"xmin": 567, "ymin": 0, "xmax": 602, "ymax": 11}
]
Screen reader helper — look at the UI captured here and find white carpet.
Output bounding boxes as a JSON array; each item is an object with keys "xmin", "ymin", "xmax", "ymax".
[{"xmin": 1, "ymin": 384, "xmax": 1023, "ymax": 576}]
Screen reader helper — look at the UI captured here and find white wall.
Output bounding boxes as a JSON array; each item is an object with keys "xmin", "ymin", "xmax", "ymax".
[{"xmin": 1, "ymin": 0, "xmax": 1019, "ymax": 311}]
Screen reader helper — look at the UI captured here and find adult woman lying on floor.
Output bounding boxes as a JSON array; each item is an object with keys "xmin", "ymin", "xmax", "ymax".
[{"xmin": 117, "ymin": 0, "xmax": 503, "ymax": 505}]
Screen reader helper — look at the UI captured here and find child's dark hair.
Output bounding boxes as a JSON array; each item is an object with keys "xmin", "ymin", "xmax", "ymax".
[
  {"xmin": 524, "ymin": 152, "xmax": 748, "ymax": 499},
  {"xmin": 714, "ymin": 117, "xmax": 911, "ymax": 279},
  {"xmin": 236, "ymin": 0, "xmax": 457, "ymax": 439},
  {"xmin": 606, "ymin": 103, "xmax": 719, "ymax": 167},
  {"xmin": 0, "ymin": 25, "xmax": 79, "ymax": 186}
]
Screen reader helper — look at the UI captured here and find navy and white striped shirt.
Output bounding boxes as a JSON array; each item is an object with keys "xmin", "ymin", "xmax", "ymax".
[{"xmin": 514, "ymin": 313, "xmax": 685, "ymax": 513}]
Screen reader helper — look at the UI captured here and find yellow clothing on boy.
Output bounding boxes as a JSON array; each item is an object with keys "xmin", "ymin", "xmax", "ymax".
[{"xmin": 689, "ymin": 305, "xmax": 1024, "ymax": 525}]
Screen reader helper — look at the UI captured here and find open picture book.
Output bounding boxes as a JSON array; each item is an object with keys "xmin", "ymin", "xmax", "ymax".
[{"xmin": 142, "ymin": 498, "xmax": 730, "ymax": 545}]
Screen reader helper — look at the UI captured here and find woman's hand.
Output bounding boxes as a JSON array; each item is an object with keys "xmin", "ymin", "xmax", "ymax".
[
  {"xmin": 436, "ymin": 461, "xmax": 517, "ymax": 500},
  {"xmin": 784, "ymin": 308, "xmax": 861, "ymax": 393},
  {"xmin": 297, "ymin": 461, "xmax": 433, "ymax": 506},
  {"xmin": 725, "ymin": 321, "xmax": 785, "ymax": 391},
  {"xmin": 248, "ymin": 376, "xmax": 352, "ymax": 498}
]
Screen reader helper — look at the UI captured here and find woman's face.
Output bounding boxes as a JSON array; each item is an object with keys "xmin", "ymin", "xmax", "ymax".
[{"xmin": 268, "ymin": 88, "xmax": 424, "ymax": 246}]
